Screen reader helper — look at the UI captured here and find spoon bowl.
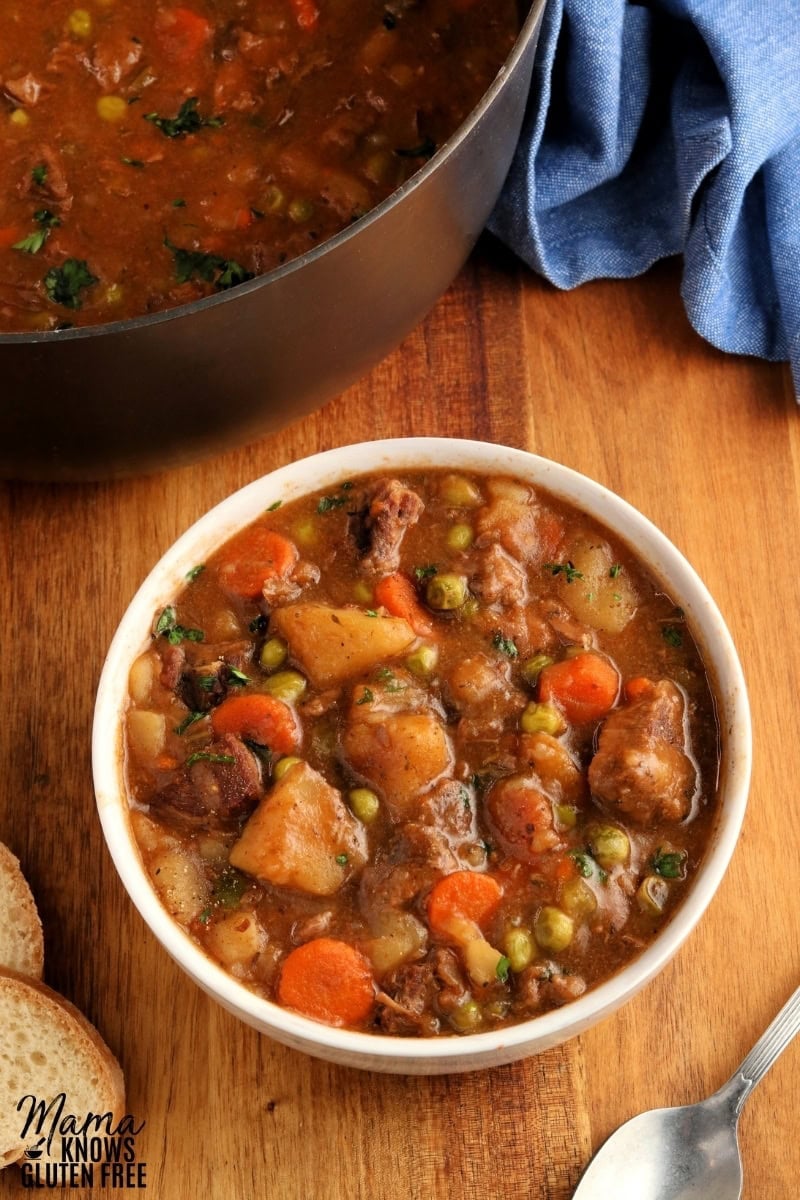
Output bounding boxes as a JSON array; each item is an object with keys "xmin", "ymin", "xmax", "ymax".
[{"xmin": 572, "ymin": 983, "xmax": 800, "ymax": 1200}]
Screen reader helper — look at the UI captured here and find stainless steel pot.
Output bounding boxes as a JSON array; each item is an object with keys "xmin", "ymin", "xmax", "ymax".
[{"xmin": 0, "ymin": 1, "xmax": 544, "ymax": 481}]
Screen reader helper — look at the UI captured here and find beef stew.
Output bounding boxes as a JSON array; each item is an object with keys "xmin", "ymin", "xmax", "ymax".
[{"xmin": 123, "ymin": 469, "xmax": 720, "ymax": 1036}]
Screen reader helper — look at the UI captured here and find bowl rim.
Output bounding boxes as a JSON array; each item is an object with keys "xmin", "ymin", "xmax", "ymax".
[
  {"xmin": 1, "ymin": 1, "xmax": 545, "ymax": 348},
  {"xmin": 93, "ymin": 437, "xmax": 752, "ymax": 1067}
]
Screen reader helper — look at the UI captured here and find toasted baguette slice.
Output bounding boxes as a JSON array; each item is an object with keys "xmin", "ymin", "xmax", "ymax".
[
  {"xmin": 0, "ymin": 844, "xmax": 44, "ymax": 979},
  {"xmin": 0, "ymin": 969, "xmax": 125, "ymax": 1167}
]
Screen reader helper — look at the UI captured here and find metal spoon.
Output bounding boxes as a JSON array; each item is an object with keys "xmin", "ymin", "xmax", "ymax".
[{"xmin": 571, "ymin": 983, "xmax": 800, "ymax": 1200}]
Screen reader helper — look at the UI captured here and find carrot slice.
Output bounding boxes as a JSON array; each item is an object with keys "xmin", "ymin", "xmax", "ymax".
[
  {"xmin": 427, "ymin": 871, "xmax": 503, "ymax": 936},
  {"xmin": 155, "ymin": 7, "xmax": 213, "ymax": 61},
  {"xmin": 624, "ymin": 676, "xmax": 653, "ymax": 703},
  {"xmin": 215, "ymin": 527, "xmax": 298, "ymax": 599},
  {"xmin": 374, "ymin": 573, "xmax": 434, "ymax": 637},
  {"xmin": 211, "ymin": 693, "xmax": 300, "ymax": 755},
  {"xmin": 538, "ymin": 653, "xmax": 620, "ymax": 724},
  {"xmin": 277, "ymin": 938, "xmax": 374, "ymax": 1027}
]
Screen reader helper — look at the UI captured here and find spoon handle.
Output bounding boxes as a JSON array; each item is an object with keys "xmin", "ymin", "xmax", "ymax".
[{"xmin": 731, "ymin": 983, "xmax": 800, "ymax": 1100}]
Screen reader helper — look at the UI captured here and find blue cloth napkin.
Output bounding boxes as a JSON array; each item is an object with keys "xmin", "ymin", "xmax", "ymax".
[{"xmin": 489, "ymin": 0, "xmax": 800, "ymax": 393}]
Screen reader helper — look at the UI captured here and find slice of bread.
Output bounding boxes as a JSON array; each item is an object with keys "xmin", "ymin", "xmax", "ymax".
[
  {"xmin": 0, "ymin": 969, "xmax": 125, "ymax": 1167},
  {"xmin": 0, "ymin": 844, "xmax": 44, "ymax": 979}
]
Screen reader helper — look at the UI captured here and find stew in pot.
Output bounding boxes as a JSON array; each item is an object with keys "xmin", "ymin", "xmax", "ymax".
[
  {"xmin": 0, "ymin": 0, "xmax": 519, "ymax": 331},
  {"xmin": 123, "ymin": 469, "xmax": 720, "ymax": 1035}
]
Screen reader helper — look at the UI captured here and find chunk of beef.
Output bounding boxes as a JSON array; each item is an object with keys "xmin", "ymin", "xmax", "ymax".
[
  {"xmin": 375, "ymin": 948, "xmax": 468, "ymax": 1035},
  {"xmin": 24, "ymin": 145, "xmax": 70, "ymax": 201},
  {"xmin": 445, "ymin": 653, "xmax": 526, "ymax": 741},
  {"xmin": 159, "ymin": 644, "xmax": 186, "ymax": 692},
  {"xmin": 152, "ymin": 734, "xmax": 262, "ymax": 831},
  {"xmin": 261, "ymin": 558, "xmax": 320, "ymax": 606},
  {"xmin": 90, "ymin": 31, "xmax": 143, "ymax": 88},
  {"xmin": 514, "ymin": 961, "xmax": 587, "ymax": 1016},
  {"xmin": 353, "ymin": 478, "xmax": 424, "ymax": 574},
  {"xmin": 469, "ymin": 542, "xmax": 528, "ymax": 607},
  {"xmin": 588, "ymin": 679, "xmax": 698, "ymax": 825},
  {"xmin": 3, "ymin": 73, "xmax": 46, "ymax": 106},
  {"xmin": 178, "ymin": 640, "xmax": 255, "ymax": 711},
  {"xmin": 474, "ymin": 477, "xmax": 554, "ymax": 563},
  {"xmin": 416, "ymin": 779, "xmax": 475, "ymax": 841}
]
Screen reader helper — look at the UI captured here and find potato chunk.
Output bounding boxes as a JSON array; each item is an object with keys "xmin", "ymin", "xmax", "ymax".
[
  {"xmin": 553, "ymin": 540, "xmax": 638, "ymax": 633},
  {"xmin": 229, "ymin": 762, "xmax": 367, "ymax": 895},
  {"xmin": 270, "ymin": 603, "xmax": 416, "ymax": 688},
  {"xmin": 341, "ymin": 711, "xmax": 453, "ymax": 819}
]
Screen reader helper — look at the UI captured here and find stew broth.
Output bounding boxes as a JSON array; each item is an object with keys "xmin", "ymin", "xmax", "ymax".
[{"xmin": 0, "ymin": 0, "xmax": 519, "ymax": 330}]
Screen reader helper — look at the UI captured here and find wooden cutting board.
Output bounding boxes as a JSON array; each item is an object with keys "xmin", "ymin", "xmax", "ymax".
[{"xmin": 1, "ymin": 239, "xmax": 798, "ymax": 1199}]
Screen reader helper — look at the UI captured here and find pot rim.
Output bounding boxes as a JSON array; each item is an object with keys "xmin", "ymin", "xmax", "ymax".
[
  {"xmin": 93, "ymin": 437, "xmax": 752, "ymax": 1073},
  {"xmin": 0, "ymin": 1, "xmax": 545, "ymax": 348}
]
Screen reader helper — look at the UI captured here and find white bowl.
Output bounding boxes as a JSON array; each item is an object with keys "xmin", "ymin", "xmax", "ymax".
[{"xmin": 93, "ymin": 438, "xmax": 751, "ymax": 1074}]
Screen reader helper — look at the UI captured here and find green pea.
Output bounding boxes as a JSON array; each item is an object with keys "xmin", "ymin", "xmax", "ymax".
[
  {"xmin": 588, "ymin": 824, "xmax": 630, "ymax": 870},
  {"xmin": 520, "ymin": 701, "xmax": 566, "ymax": 736},
  {"xmin": 521, "ymin": 653, "xmax": 555, "ymax": 686},
  {"xmin": 637, "ymin": 875, "xmax": 669, "ymax": 916},
  {"xmin": 348, "ymin": 787, "xmax": 379, "ymax": 823},
  {"xmin": 288, "ymin": 197, "xmax": 314, "ymax": 223},
  {"xmin": 259, "ymin": 637, "xmax": 288, "ymax": 672},
  {"xmin": 263, "ymin": 670, "xmax": 307, "ymax": 704},
  {"xmin": 273, "ymin": 756, "xmax": 303, "ymax": 781},
  {"xmin": 450, "ymin": 999, "xmax": 482, "ymax": 1033},
  {"xmin": 426, "ymin": 573, "xmax": 467, "ymax": 610},
  {"xmin": 262, "ymin": 185, "xmax": 285, "ymax": 214},
  {"xmin": 560, "ymin": 877, "xmax": 597, "ymax": 921},
  {"xmin": 503, "ymin": 927, "xmax": 535, "ymax": 973},
  {"xmin": 446, "ymin": 523, "xmax": 474, "ymax": 551},
  {"xmin": 533, "ymin": 906, "xmax": 574, "ymax": 953},
  {"xmin": 405, "ymin": 643, "xmax": 438, "ymax": 677}
]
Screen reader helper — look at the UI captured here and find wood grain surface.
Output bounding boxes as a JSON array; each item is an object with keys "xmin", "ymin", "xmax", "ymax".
[{"xmin": 1, "ymin": 239, "xmax": 798, "ymax": 1199}]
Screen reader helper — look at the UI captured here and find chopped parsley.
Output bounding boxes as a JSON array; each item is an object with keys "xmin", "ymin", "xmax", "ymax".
[
  {"xmin": 651, "ymin": 848, "xmax": 687, "ymax": 879},
  {"xmin": 172, "ymin": 198, "xmax": 187, "ymax": 207},
  {"xmin": 43, "ymin": 258, "xmax": 98, "ymax": 310},
  {"xmin": 356, "ymin": 687, "xmax": 374, "ymax": 705},
  {"xmin": 227, "ymin": 666, "xmax": 250, "ymax": 686},
  {"xmin": 492, "ymin": 630, "xmax": 518, "ymax": 658},
  {"xmin": 210, "ymin": 867, "xmax": 248, "ymax": 909},
  {"xmin": 543, "ymin": 561, "xmax": 584, "ymax": 584},
  {"xmin": 174, "ymin": 711, "xmax": 206, "ymax": 735},
  {"xmin": 266, "ymin": 500, "xmax": 283, "ymax": 512},
  {"xmin": 376, "ymin": 666, "xmax": 404, "ymax": 692},
  {"xmin": 569, "ymin": 850, "xmax": 607, "ymax": 883},
  {"xmin": 145, "ymin": 96, "xmax": 224, "ymax": 138},
  {"xmin": 153, "ymin": 605, "xmax": 205, "ymax": 645},
  {"xmin": 609, "ymin": 563, "xmax": 622, "ymax": 578},
  {"xmin": 13, "ymin": 209, "xmax": 61, "ymax": 255},
  {"xmin": 414, "ymin": 564, "xmax": 438, "ymax": 580},
  {"xmin": 186, "ymin": 564, "xmax": 206, "ymax": 582},
  {"xmin": 335, "ymin": 853, "xmax": 349, "ymax": 866},
  {"xmin": 365, "ymin": 609, "xmax": 378, "ymax": 618},
  {"xmin": 197, "ymin": 674, "xmax": 217, "ymax": 692},
  {"xmin": 31, "ymin": 163, "xmax": 48, "ymax": 187},
  {"xmin": 496, "ymin": 956, "xmax": 510, "ymax": 983},
  {"xmin": 185, "ymin": 751, "xmax": 236, "ymax": 767},
  {"xmin": 165, "ymin": 239, "xmax": 253, "ymax": 291},
  {"xmin": 317, "ymin": 493, "xmax": 348, "ymax": 513},
  {"xmin": 662, "ymin": 625, "xmax": 683, "ymax": 648}
]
